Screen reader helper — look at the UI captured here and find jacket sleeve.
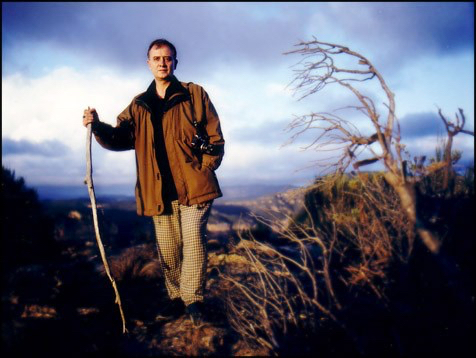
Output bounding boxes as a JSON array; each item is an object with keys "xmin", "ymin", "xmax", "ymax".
[
  {"xmin": 200, "ymin": 89, "xmax": 225, "ymax": 171},
  {"xmin": 92, "ymin": 102, "xmax": 135, "ymax": 151}
]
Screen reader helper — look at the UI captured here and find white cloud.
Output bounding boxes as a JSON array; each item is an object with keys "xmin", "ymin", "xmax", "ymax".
[
  {"xmin": 2, "ymin": 41, "xmax": 473, "ymax": 191},
  {"xmin": 2, "ymin": 66, "xmax": 146, "ymax": 145},
  {"xmin": 1, "ymin": 64, "xmax": 319, "ymax": 188},
  {"xmin": 2, "ymin": 66, "xmax": 146, "ymax": 185}
]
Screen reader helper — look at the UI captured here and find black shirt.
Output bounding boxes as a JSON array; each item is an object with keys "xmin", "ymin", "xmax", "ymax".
[{"xmin": 149, "ymin": 82, "xmax": 181, "ymax": 204}]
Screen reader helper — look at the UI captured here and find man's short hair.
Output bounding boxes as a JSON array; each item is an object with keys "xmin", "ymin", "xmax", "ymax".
[{"xmin": 147, "ymin": 39, "xmax": 177, "ymax": 60}]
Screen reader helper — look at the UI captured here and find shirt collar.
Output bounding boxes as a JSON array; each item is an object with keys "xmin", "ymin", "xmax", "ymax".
[
  {"xmin": 138, "ymin": 76, "xmax": 190, "ymax": 111},
  {"xmin": 145, "ymin": 76, "xmax": 187, "ymax": 99}
]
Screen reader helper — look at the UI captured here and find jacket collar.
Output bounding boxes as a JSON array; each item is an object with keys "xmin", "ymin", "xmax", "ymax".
[{"xmin": 136, "ymin": 76, "xmax": 190, "ymax": 112}]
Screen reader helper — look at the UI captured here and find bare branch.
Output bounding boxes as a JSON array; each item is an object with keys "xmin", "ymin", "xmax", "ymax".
[
  {"xmin": 353, "ymin": 157, "xmax": 380, "ymax": 169},
  {"xmin": 285, "ymin": 38, "xmax": 443, "ymax": 254}
]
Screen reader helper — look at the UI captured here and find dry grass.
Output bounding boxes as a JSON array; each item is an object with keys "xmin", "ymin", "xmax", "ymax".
[
  {"xmin": 105, "ymin": 244, "xmax": 163, "ymax": 282},
  {"xmin": 217, "ymin": 173, "xmax": 420, "ymax": 353}
]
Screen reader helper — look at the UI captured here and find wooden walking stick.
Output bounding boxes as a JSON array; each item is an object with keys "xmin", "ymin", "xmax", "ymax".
[{"xmin": 85, "ymin": 113, "xmax": 128, "ymax": 334}]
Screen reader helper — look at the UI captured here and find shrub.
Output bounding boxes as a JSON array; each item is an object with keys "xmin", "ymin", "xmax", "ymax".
[{"xmin": 1, "ymin": 166, "xmax": 58, "ymax": 272}]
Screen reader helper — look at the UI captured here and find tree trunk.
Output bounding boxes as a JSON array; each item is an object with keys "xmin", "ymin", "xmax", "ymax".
[
  {"xmin": 443, "ymin": 134, "xmax": 455, "ymax": 195},
  {"xmin": 384, "ymin": 172, "xmax": 440, "ymax": 254}
]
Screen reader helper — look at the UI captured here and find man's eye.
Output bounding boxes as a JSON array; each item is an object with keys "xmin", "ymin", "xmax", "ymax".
[{"xmin": 153, "ymin": 56, "xmax": 172, "ymax": 62}]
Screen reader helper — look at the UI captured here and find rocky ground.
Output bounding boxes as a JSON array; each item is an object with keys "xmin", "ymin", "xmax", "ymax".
[
  {"xmin": 2, "ymin": 187, "xmax": 309, "ymax": 356},
  {"xmin": 3, "ymin": 183, "xmax": 474, "ymax": 356},
  {"xmin": 2, "ymin": 237, "xmax": 274, "ymax": 356}
]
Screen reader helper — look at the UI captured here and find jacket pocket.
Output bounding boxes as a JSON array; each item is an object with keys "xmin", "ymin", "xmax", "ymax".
[
  {"xmin": 186, "ymin": 158, "xmax": 218, "ymax": 198},
  {"xmin": 176, "ymin": 139, "xmax": 199, "ymax": 167}
]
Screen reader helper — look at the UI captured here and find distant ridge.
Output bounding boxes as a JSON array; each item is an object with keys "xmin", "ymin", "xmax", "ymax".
[
  {"xmin": 37, "ymin": 183, "xmax": 298, "ymax": 202},
  {"xmin": 218, "ymin": 184, "xmax": 298, "ymax": 202},
  {"xmin": 36, "ymin": 184, "xmax": 135, "ymax": 200}
]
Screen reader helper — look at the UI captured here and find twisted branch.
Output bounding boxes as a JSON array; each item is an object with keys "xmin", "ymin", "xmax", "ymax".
[{"xmin": 285, "ymin": 38, "xmax": 442, "ymax": 254}]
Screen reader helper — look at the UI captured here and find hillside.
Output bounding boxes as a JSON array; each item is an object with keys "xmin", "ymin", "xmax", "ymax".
[
  {"xmin": 211, "ymin": 186, "xmax": 305, "ymax": 233},
  {"xmin": 3, "ymin": 184, "xmax": 306, "ymax": 356},
  {"xmin": 3, "ymin": 168, "xmax": 474, "ymax": 356},
  {"xmin": 39, "ymin": 185, "xmax": 306, "ymax": 247}
]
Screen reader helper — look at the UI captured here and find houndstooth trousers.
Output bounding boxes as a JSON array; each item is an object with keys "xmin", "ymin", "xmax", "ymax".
[{"xmin": 152, "ymin": 200, "xmax": 212, "ymax": 306}]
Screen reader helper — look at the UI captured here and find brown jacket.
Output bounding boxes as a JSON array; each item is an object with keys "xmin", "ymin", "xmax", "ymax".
[{"xmin": 92, "ymin": 77, "xmax": 225, "ymax": 216}]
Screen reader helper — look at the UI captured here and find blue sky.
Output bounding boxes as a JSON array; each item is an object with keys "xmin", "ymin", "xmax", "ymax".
[{"xmin": 2, "ymin": 2, "xmax": 474, "ymax": 197}]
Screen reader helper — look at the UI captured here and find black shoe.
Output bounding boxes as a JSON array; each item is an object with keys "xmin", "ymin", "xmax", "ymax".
[
  {"xmin": 186, "ymin": 302, "xmax": 204, "ymax": 326},
  {"xmin": 155, "ymin": 298, "xmax": 185, "ymax": 321}
]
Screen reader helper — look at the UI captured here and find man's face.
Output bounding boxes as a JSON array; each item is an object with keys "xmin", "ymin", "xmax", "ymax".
[{"xmin": 147, "ymin": 45, "xmax": 177, "ymax": 81}]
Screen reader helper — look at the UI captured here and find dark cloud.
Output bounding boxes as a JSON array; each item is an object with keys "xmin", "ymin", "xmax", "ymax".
[
  {"xmin": 306, "ymin": 3, "xmax": 474, "ymax": 72},
  {"xmin": 2, "ymin": 138, "xmax": 70, "ymax": 157},
  {"xmin": 398, "ymin": 112, "xmax": 447, "ymax": 139},
  {"xmin": 399, "ymin": 111, "xmax": 474, "ymax": 167},
  {"xmin": 4, "ymin": 2, "xmax": 472, "ymax": 78},
  {"xmin": 2, "ymin": 2, "xmax": 307, "ymax": 75},
  {"xmin": 384, "ymin": 2, "xmax": 474, "ymax": 54},
  {"xmin": 2, "ymin": 3, "xmax": 84, "ymax": 42}
]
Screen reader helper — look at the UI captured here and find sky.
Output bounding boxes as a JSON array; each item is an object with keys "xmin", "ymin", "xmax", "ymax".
[{"xmin": 2, "ymin": 2, "xmax": 474, "ymax": 198}]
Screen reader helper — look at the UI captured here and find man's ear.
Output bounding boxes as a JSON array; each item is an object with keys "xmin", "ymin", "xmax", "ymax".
[{"xmin": 174, "ymin": 59, "xmax": 178, "ymax": 70}]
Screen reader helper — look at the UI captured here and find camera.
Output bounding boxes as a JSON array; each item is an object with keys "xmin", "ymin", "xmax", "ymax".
[{"xmin": 191, "ymin": 134, "xmax": 215, "ymax": 155}]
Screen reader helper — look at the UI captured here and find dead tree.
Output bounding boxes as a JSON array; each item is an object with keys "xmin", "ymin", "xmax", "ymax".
[
  {"xmin": 285, "ymin": 39, "xmax": 440, "ymax": 254},
  {"xmin": 437, "ymin": 108, "xmax": 474, "ymax": 195}
]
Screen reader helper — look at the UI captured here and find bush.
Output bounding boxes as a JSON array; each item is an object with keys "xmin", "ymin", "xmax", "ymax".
[
  {"xmin": 1, "ymin": 166, "xmax": 58, "ymax": 272},
  {"xmin": 220, "ymin": 170, "xmax": 474, "ymax": 355}
]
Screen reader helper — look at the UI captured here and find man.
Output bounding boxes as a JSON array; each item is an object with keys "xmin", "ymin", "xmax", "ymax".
[{"xmin": 82, "ymin": 38, "xmax": 224, "ymax": 326}]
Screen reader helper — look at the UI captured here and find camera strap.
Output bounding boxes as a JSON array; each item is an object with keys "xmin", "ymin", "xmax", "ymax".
[
  {"xmin": 187, "ymin": 83, "xmax": 209, "ymax": 140},
  {"xmin": 186, "ymin": 83, "xmax": 223, "ymax": 156}
]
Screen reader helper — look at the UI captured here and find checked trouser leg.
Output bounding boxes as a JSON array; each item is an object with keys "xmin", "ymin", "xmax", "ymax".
[{"xmin": 152, "ymin": 200, "xmax": 212, "ymax": 306}]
